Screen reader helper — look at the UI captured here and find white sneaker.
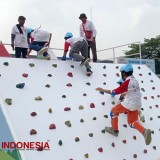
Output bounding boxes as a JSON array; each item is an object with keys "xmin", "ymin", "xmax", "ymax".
[
  {"xmin": 143, "ymin": 129, "xmax": 152, "ymax": 145},
  {"xmin": 38, "ymin": 47, "xmax": 48, "ymax": 54}
]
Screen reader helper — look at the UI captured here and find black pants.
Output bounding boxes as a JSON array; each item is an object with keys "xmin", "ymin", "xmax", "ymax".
[
  {"xmin": 15, "ymin": 47, "xmax": 28, "ymax": 58},
  {"xmin": 87, "ymin": 41, "xmax": 97, "ymax": 62}
]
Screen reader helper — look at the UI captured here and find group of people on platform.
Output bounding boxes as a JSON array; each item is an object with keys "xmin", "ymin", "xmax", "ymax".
[{"xmin": 11, "ymin": 14, "xmax": 97, "ymax": 74}]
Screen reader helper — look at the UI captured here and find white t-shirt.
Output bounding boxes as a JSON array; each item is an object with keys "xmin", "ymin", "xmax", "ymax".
[
  {"xmin": 66, "ymin": 37, "xmax": 84, "ymax": 48},
  {"xmin": 11, "ymin": 25, "xmax": 28, "ymax": 48},
  {"xmin": 113, "ymin": 76, "xmax": 142, "ymax": 111},
  {"xmin": 31, "ymin": 30, "xmax": 50, "ymax": 42}
]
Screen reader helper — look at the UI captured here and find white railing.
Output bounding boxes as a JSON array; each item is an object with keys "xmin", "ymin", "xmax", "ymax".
[
  {"xmin": 97, "ymin": 41, "xmax": 142, "ymax": 64},
  {"xmin": 1, "ymin": 41, "xmax": 142, "ymax": 63}
]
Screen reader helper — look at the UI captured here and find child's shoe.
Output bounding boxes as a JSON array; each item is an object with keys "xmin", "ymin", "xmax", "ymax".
[
  {"xmin": 80, "ymin": 58, "xmax": 90, "ymax": 66},
  {"xmin": 143, "ymin": 129, "xmax": 152, "ymax": 145},
  {"xmin": 38, "ymin": 47, "xmax": 48, "ymax": 54},
  {"xmin": 105, "ymin": 126, "xmax": 119, "ymax": 137}
]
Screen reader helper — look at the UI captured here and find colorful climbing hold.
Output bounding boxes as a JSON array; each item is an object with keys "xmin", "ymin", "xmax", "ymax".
[
  {"xmin": 16, "ymin": 83, "xmax": 25, "ymax": 89},
  {"xmin": 90, "ymin": 103, "xmax": 95, "ymax": 108},
  {"xmin": 52, "ymin": 64, "xmax": 57, "ymax": 68},
  {"xmin": 49, "ymin": 124, "xmax": 56, "ymax": 129},
  {"xmin": 75, "ymin": 137, "xmax": 80, "ymax": 142},
  {"xmin": 64, "ymin": 107, "xmax": 71, "ymax": 111},
  {"xmin": 88, "ymin": 133, "xmax": 93, "ymax": 137},
  {"xmin": 66, "ymin": 83, "xmax": 72, "ymax": 87},
  {"xmin": 65, "ymin": 121, "xmax": 71, "ymax": 127},
  {"xmin": 84, "ymin": 153, "xmax": 89, "ymax": 158},
  {"xmin": 35, "ymin": 96, "xmax": 42, "ymax": 101},
  {"xmin": 31, "ymin": 112, "xmax": 37, "ymax": 116},
  {"xmin": 48, "ymin": 108, "xmax": 52, "ymax": 113},
  {"xmin": 30, "ymin": 129, "xmax": 37, "ymax": 135},
  {"xmin": 79, "ymin": 105, "xmax": 84, "ymax": 110},
  {"xmin": 67, "ymin": 72, "xmax": 73, "ymax": 77},
  {"xmin": 5, "ymin": 98, "xmax": 12, "ymax": 105},
  {"xmin": 22, "ymin": 73, "xmax": 28, "ymax": 78},
  {"xmin": 3, "ymin": 62, "xmax": 9, "ymax": 66},
  {"xmin": 29, "ymin": 63, "xmax": 35, "ymax": 67},
  {"xmin": 58, "ymin": 140, "xmax": 63, "ymax": 146},
  {"xmin": 45, "ymin": 84, "xmax": 51, "ymax": 88},
  {"xmin": 98, "ymin": 147, "xmax": 103, "ymax": 152}
]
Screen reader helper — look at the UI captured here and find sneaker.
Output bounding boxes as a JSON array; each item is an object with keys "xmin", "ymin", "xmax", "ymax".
[
  {"xmin": 105, "ymin": 126, "xmax": 119, "ymax": 137},
  {"xmin": 86, "ymin": 68, "xmax": 93, "ymax": 75},
  {"xmin": 80, "ymin": 58, "xmax": 90, "ymax": 66},
  {"xmin": 46, "ymin": 54, "xmax": 51, "ymax": 60},
  {"xmin": 38, "ymin": 47, "xmax": 48, "ymax": 54},
  {"xmin": 143, "ymin": 129, "xmax": 152, "ymax": 145}
]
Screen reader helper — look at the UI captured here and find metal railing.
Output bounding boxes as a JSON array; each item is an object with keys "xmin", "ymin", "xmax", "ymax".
[
  {"xmin": 97, "ymin": 41, "xmax": 142, "ymax": 64},
  {"xmin": 1, "ymin": 41, "xmax": 142, "ymax": 63}
]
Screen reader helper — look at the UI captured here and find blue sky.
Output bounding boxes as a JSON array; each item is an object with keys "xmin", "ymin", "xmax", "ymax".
[{"xmin": 1, "ymin": 0, "xmax": 160, "ymax": 59}]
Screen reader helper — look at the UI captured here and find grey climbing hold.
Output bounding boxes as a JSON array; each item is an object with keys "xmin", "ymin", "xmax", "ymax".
[
  {"xmin": 29, "ymin": 63, "xmax": 35, "ymax": 67},
  {"xmin": 3, "ymin": 62, "xmax": 9, "ymax": 66}
]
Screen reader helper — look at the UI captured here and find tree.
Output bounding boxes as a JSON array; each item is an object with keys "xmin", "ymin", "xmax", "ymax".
[{"xmin": 124, "ymin": 36, "xmax": 160, "ymax": 59}]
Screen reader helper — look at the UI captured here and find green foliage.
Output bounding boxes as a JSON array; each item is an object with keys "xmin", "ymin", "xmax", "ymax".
[
  {"xmin": 0, "ymin": 149, "xmax": 22, "ymax": 160},
  {"xmin": 124, "ymin": 36, "xmax": 160, "ymax": 59}
]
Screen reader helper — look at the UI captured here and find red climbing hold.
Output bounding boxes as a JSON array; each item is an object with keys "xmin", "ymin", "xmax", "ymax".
[
  {"xmin": 98, "ymin": 147, "xmax": 103, "ymax": 152},
  {"xmin": 66, "ymin": 83, "xmax": 72, "ymax": 87},
  {"xmin": 22, "ymin": 73, "xmax": 28, "ymax": 78},
  {"xmin": 67, "ymin": 72, "xmax": 73, "ymax": 77},
  {"xmin": 49, "ymin": 124, "xmax": 56, "ymax": 129},
  {"xmin": 90, "ymin": 103, "xmax": 95, "ymax": 108}
]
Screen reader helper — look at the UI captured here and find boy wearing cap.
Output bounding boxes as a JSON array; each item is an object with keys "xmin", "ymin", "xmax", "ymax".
[
  {"xmin": 11, "ymin": 16, "xmax": 28, "ymax": 58},
  {"xmin": 79, "ymin": 13, "xmax": 97, "ymax": 62},
  {"xmin": 62, "ymin": 32, "xmax": 93, "ymax": 75},
  {"xmin": 26, "ymin": 28, "xmax": 52, "ymax": 60},
  {"xmin": 96, "ymin": 64, "xmax": 152, "ymax": 145}
]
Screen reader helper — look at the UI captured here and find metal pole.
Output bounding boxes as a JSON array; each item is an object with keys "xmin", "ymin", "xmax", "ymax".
[
  {"xmin": 139, "ymin": 42, "xmax": 142, "ymax": 64},
  {"xmin": 90, "ymin": 7, "xmax": 92, "ymax": 21},
  {"xmin": 113, "ymin": 48, "xmax": 115, "ymax": 63}
]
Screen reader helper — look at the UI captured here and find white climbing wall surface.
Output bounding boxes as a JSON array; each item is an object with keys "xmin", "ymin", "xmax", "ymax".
[{"xmin": 0, "ymin": 57, "xmax": 160, "ymax": 160}]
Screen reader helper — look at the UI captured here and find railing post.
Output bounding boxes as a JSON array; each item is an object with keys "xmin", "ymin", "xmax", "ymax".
[
  {"xmin": 113, "ymin": 48, "xmax": 115, "ymax": 63},
  {"xmin": 139, "ymin": 42, "xmax": 142, "ymax": 64}
]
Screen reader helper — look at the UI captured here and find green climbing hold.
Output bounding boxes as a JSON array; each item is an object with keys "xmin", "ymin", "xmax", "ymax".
[
  {"xmin": 52, "ymin": 64, "xmax": 57, "ymax": 68},
  {"xmin": 35, "ymin": 96, "xmax": 42, "ymax": 101},
  {"xmin": 29, "ymin": 63, "xmax": 35, "ymax": 67},
  {"xmin": 79, "ymin": 105, "xmax": 84, "ymax": 110},
  {"xmin": 65, "ymin": 121, "xmax": 71, "ymax": 127},
  {"xmin": 84, "ymin": 153, "xmax": 89, "ymax": 158},
  {"xmin": 5, "ymin": 98, "xmax": 12, "ymax": 105},
  {"xmin": 48, "ymin": 108, "xmax": 52, "ymax": 113},
  {"xmin": 111, "ymin": 101, "xmax": 115, "ymax": 105}
]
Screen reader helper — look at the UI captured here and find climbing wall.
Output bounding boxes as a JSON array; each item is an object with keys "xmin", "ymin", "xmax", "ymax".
[{"xmin": 0, "ymin": 57, "xmax": 160, "ymax": 160}]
